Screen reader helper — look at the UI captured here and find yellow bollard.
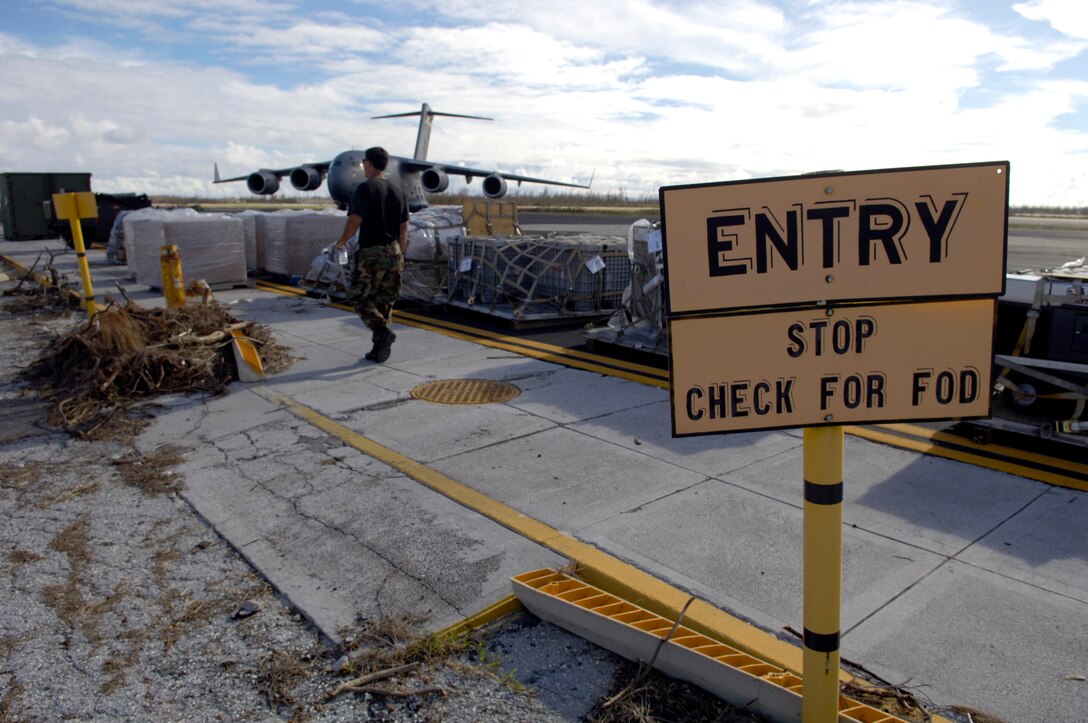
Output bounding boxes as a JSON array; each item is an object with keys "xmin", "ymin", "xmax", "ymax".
[
  {"xmin": 802, "ymin": 425, "xmax": 844, "ymax": 722},
  {"xmin": 159, "ymin": 245, "xmax": 186, "ymax": 308},
  {"xmin": 51, "ymin": 192, "xmax": 98, "ymax": 318}
]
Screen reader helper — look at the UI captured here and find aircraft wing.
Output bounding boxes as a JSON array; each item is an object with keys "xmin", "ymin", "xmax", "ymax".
[
  {"xmin": 395, "ymin": 157, "xmax": 589, "ymax": 189},
  {"xmin": 213, "ymin": 161, "xmax": 332, "ymax": 184}
]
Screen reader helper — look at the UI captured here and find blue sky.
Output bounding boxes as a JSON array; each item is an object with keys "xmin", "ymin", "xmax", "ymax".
[{"xmin": 1, "ymin": 0, "xmax": 1085, "ymax": 206}]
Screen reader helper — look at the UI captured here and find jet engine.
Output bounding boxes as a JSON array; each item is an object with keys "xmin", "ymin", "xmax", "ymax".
[
  {"xmin": 420, "ymin": 167, "xmax": 450, "ymax": 193},
  {"xmin": 482, "ymin": 173, "xmax": 508, "ymax": 199},
  {"xmin": 246, "ymin": 171, "xmax": 280, "ymax": 195},
  {"xmin": 289, "ymin": 166, "xmax": 324, "ymax": 192}
]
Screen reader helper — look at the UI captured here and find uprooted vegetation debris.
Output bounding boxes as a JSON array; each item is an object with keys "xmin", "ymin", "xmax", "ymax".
[
  {"xmin": 16, "ymin": 294, "xmax": 292, "ymax": 436},
  {"xmin": 0, "ymin": 250, "xmax": 83, "ymax": 315}
]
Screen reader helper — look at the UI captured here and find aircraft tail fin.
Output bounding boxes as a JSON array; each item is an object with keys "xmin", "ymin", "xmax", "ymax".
[{"xmin": 373, "ymin": 102, "xmax": 492, "ymax": 162}]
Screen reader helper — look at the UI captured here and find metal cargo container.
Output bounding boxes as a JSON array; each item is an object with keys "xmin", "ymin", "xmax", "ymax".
[{"xmin": 0, "ymin": 172, "xmax": 92, "ymax": 240}]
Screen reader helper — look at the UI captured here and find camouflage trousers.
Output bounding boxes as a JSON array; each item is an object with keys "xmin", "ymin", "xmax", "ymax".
[{"xmin": 347, "ymin": 244, "xmax": 403, "ymax": 329}]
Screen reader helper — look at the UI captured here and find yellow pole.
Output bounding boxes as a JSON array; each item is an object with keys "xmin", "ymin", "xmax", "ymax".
[
  {"xmin": 51, "ymin": 192, "xmax": 100, "ymax": 319},
  {"xmin": 802, "ymin": 425, "xmax": 844, "ymax": 722},
  {"xmin": 159, "ymin": 245, "xmax": 186, "ymax": 308}
]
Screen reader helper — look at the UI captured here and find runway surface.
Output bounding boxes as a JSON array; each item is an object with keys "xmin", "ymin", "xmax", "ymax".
[{"xmin": 1, "ymin": 212, "xmax": 1086, "ymax": 722}]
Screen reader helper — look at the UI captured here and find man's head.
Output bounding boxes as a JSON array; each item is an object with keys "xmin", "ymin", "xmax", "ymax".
[{"xmin": 363, "ymin": 146, "xmax": 390, "ymax": 175}]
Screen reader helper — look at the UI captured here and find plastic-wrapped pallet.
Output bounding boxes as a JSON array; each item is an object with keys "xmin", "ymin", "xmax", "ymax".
[
  {"xmin": 264, "ymin": 211, "xmax": 345, "ymax": 277},
  {"xmin": 406, "ymin": 205, "xmax": 463, "ymax": 261},
  {"xmin": 230, "ymin": 210, "xmax": 260, "ymax": 272},
  {"xmin": 123, "ymin": 217, "xmax": 163, "ymax": 279},
  {"xmin": 402, "ymin": 205, "xmax": 463, "ymax": 302},
  {"xmin": 121, "ymin": 207, "xmax": 201, "ymax": 277},
  {"xmin": 253, "ymin": 211, "xmax": 291, "ymax": 273},
  {"xmin": 132, "ymin": 215, "xmax": 247, "ymax": 290},
  {"xmin": 302, "ymin": 205, "xmax": 464, "ymax": 303}
]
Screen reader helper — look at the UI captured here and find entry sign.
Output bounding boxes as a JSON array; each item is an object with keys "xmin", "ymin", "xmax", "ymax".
[
  {"xmin": 661, "ymin": 162, "xmax": 1009, "ymax": 314},
  {"xmin": 670, "ymin": 299, "xmax": 995, "ymax": 435}
]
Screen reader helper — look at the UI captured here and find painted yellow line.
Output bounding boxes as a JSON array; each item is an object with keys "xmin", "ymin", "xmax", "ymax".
[
  {"xmin": 258, "ymin": 279, "xmax": 309, "ymax": 296},
  {"xmin": 848, "ymin": 426, "xmax": 1088, "ymax": 492},
  {"xmin": 258, "ymin": 388, "xmax": 958, "ymax": 718},
  {"xmin": 438, "ymin": 595, "xmax": 523, "ymax": 638},
  {"xmin": 882, "ymin": 423, "xmax": 1088, "ymax": 477},
  {"xmin": 394, "ymin": 307, "xmax": 665, "ymax": 377},
  {"xmin": 253, "ymin": 386, "xmax": 807, "ymax": 676},
  {"xmin": 255, "ymin": 280, "xmax": 666, "ymax": 378},
  {"xmin": 254, "ymin": 278, "xmax": 1084, "ymax": 488},
  {"xmin": 332, "ymin": 301, "xmax": 667, "ymax": 388},
  {"xmin": 407, "ymin": 322, "xmax": 668, "ymax": 388}
]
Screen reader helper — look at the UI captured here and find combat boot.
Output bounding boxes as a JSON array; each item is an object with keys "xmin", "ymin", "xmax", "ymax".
[{"xmin": 366, "ymin": 324, "xmax": 396, "ymax": 363}]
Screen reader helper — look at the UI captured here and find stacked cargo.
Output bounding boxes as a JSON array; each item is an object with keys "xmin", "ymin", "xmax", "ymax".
[
  {"xmin": 121, "ymin": 207, "xmax": 201, "ymax": 276},
  {"xmin": 262, "ymin": 211, "xmax": 344, "ymax": 278},
  {"xmin": 299, "ymin": 206, "xmax": 464, "ymax": 303},
  {"xmin": 230, "ymin": 210, "xmax": 260, "ymax": 272},
  {"xmin": 583, "ymin": 220, "xmax": 667, "ymax": 353},
  {"xmin": 401, "ymin": 205, "xmax": 463, "ymax": 303},
  {"xmin": 446, "ymin": 234, "xmax": 630, "ymax": 321},
  {"xmin": 127, "ymin": 214, "xmax": 247, "ymax": 290}
]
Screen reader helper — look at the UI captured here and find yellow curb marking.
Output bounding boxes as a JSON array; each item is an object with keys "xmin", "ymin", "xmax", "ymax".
[
  {"xmin": 253, "ymin": 386, "xmax": 807, "ymax": 676},
  {"xmin": 849, "ymin": 425, "xmax": 1088, "ymax": 493}
]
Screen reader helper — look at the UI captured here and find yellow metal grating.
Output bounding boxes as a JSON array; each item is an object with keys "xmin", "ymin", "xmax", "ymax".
[
  {"xmin": 410, "ymin": 379, "xmax": 521, "ymax": 405},
  {"xmin": 512, "ymin": 569, "xmax": 909, "ymax": 723}
]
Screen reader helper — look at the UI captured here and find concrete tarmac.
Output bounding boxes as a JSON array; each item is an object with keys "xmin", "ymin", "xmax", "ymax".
[{"xmin": 2, "ymin": 238, "xmax": 1086, "ymax": 723}]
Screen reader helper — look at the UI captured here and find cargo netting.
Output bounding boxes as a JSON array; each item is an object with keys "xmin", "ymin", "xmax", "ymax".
[{"xmin": 446, "ymin": 234, "xmax": 630, "ymax": 320}]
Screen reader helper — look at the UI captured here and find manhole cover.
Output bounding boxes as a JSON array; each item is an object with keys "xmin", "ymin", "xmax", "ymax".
[{"xmin": 410, "ymin": 379, "xmax": 520, "ymax": 405}]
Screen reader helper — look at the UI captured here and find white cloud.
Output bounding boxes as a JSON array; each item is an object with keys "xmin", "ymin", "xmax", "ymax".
[
  {"xmin": 1, "ymin": 2, "xmax": 1085, "ymax": 205},
  {"xmin": 1014, "ymin": 0, "xmax": 1088, "ymax": 40},
  {"xmin": 0, "ymin": 117, "xmax": 71, "ymax": 153}
]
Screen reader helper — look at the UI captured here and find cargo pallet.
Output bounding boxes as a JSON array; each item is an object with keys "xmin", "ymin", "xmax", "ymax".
[{"xmin": 446, "ymin": 234, "xmax": 630, "ymax": 328}]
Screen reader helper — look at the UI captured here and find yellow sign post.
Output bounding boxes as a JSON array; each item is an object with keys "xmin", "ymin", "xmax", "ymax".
[
  {"xmin": 159, "ymin": 245, "xmax": 186, "ymax": 308},
  {"xmin": 51, "ymin": 191, "xmax": 99, "ymax": 318},
  {"xmin": 802, "ymin": 425, "xmax": 843, "ymax": 722},
  {"xmin": 660, "ymin": 162, "xmax": 1009, "ymax": 722}
]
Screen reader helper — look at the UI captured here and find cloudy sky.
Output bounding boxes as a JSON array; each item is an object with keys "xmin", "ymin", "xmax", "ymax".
[{"xmin": 2, "ymin": 0, "xmax": 1086, "ymax": 206}]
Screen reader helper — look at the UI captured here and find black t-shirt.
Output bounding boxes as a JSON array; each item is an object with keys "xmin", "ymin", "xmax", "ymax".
[{"xmin": 347, "ymin": 177, "xmax": 409, "ymax": 248}]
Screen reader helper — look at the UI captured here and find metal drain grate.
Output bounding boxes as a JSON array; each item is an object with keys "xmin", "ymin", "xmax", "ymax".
[{"xmin": 410, "ymin": 379, "xmax": 521, "ymax": 405}]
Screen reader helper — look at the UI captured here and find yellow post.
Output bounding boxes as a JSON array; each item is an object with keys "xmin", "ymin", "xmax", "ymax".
[
  {"xmin": 802, "ymin": 425, "xmax": 844, "ymax": 722},
  {"xmin": 51, "ymin": 191, "xmax": 98, "ymax": 318},
  {"xmin": 159, "ymin": 245, "xmax": 186, "ymax": 308}
]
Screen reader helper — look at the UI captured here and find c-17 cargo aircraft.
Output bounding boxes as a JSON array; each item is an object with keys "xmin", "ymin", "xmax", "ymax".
[{"xmin": 214, "ymin": 103, "xmax": 589, "ymax": 212}]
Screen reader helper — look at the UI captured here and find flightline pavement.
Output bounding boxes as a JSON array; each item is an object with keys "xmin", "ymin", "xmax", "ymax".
[{"xmin": 2, "ymin": 238, "xmax": 1086, "ymax": 722}]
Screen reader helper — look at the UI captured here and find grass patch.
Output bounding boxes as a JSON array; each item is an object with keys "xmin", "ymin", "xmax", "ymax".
[
  {"xmin": 111, "ymin": 445, "xmax": 188, "ymax": 495},
  {"xmin": 0, "ymin": 679, "xmax": 27, "ymax": 723},
  {"xmin": 258, "ymin": 648, "xmax": 313, "ymax": 710},
  {"xmin": 7, "ymin": 548, "xmax": 42, "ymax": 580},
  {"xmin": 587, "ymin": 662, "xmax": 766, "ymax": 723}
]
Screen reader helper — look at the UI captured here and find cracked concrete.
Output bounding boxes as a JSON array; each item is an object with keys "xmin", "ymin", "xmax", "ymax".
[
  {"xmin": 139, "ymin": 393, "xmax": 566, "ymax": 637},
  {"xmin": 4, "ymin": 235, "xmax": 1087, "ymax": 723},
  {"xmin": 125, "ymin": 286, "xmax": 1088, "ymax": 722}
]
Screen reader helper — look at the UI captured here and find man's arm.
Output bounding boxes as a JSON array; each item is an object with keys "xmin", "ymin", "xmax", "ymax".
[
  {"xmin": 336, "ymin": 214, "xmax": 362, "ymax": 249},
  {"xmin": 398, "ymin": 221, "xmax": 409, "ymax": 255}
]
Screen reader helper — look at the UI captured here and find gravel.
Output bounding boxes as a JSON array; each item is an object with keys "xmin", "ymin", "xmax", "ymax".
[{"xmin": 0, "ymin": 281, "xmax": 766, "ymax": 722}]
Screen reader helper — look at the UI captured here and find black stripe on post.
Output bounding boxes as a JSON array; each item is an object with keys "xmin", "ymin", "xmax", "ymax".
[
  {"xmin": 804, "ymin": 628, "xmax": 840, "ymax": 653},
  {"xmin": 804, "ymin": 480, "xmax": 843, "ymax": 505}
]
